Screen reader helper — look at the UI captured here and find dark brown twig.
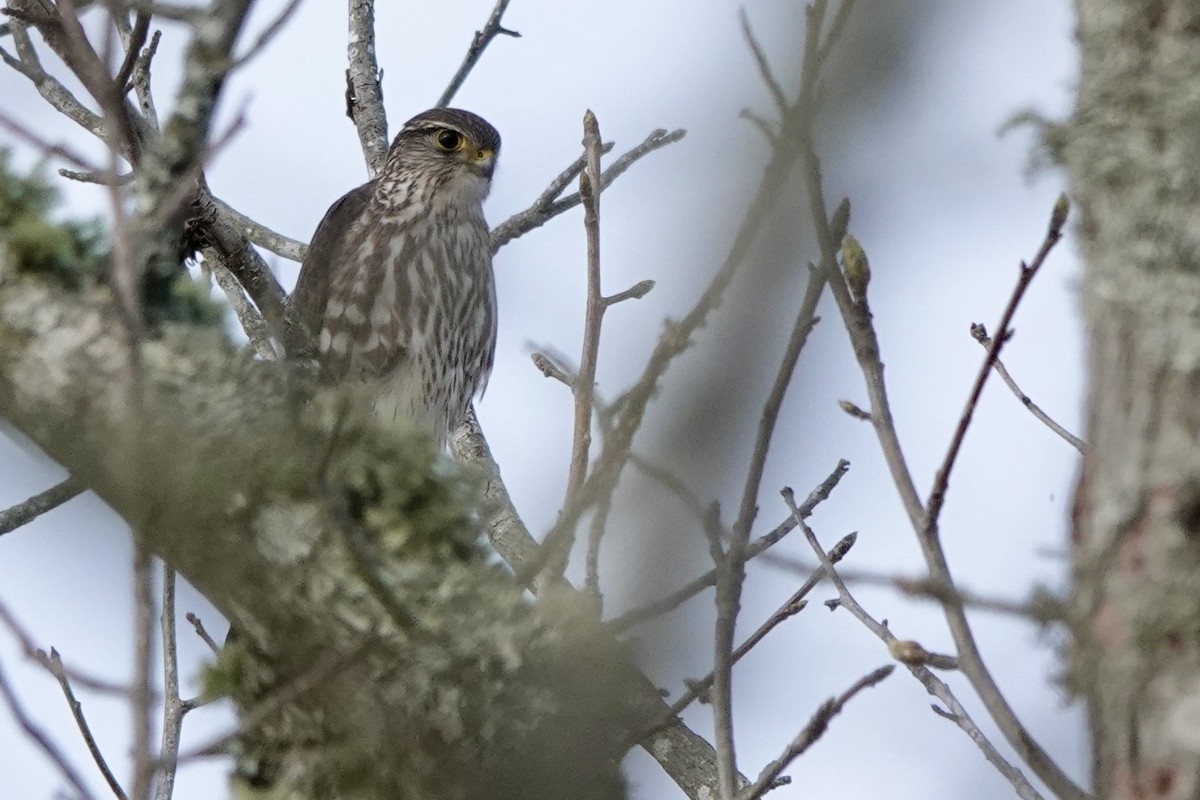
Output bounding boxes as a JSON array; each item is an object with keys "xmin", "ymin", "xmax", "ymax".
[
  {"xmin": 970, "ymin": 322, "xmax": 1084, "ymax": 452},
  {"xmin": 926, "ymin": 194, "xmax": 1069, "ymax": 526},
  {"xmin": 436, "ymin": 0, "xmax": 519, "ymax": 108}
]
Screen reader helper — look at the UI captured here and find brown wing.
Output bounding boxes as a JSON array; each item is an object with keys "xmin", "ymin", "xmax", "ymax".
[{"xmin": 285, "ymin": 182, "xmax": 374, "ymax": 360}]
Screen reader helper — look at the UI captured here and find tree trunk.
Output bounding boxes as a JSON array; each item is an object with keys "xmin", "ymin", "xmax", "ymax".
[{"xmin": 1069, "ymin": 3, "xmax": 1200, "ymax": 798}]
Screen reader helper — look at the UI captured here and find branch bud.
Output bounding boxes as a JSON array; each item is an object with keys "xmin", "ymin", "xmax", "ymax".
[{"xmin": 840, "ymin": 234, "xmax": 870, "ymax": 301}]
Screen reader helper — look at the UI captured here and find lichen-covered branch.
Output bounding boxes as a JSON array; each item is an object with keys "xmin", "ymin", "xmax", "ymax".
[{"xmin": 0, "ymin": 264, "xmax": 641, "ymax": 800}]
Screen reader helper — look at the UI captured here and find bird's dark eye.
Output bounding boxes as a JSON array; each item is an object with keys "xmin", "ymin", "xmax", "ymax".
[{"xmin": 435, "ymin": 129, "xmax": 465, "ymax": 151}]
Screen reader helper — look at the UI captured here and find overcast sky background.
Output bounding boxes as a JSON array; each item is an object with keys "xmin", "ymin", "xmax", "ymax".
[{"xmin": 0, "ymin": 2, "xmax": 1084, "ymax": 798}]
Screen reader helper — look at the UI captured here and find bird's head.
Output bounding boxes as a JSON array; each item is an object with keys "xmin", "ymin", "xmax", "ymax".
[{"xmin": 384, "ymin": 108, "xmax": 501, "ymax": 210}]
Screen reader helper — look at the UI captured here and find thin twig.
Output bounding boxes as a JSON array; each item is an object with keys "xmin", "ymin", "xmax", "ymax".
[
  {"xmin": 926, "ymin": 195, "xmax": 1069, "ymax": 526},
  {"xmin": 759, "ymin": 549, "xmax": 1064, "ymax": 622},
  {"xmin": 780, "ymin": 487, "xmax": 1046, "ymax": 800},
  {"xmin": 229, "ymin": 0, "xmax": 304, "ymax": 69},
  {"xmin": 0, "ymin": 477, "xmax": 85, "ymax": 536},
  {"xmin": 346, "ymin": 0, "xmax": 387, "ymax": 175},
  {"xmin": 527, "ymin": 0, "xmax": 851, "ymax": 596},
  {"xmin": 555, "ymin": 110, "xmax": 606, "ymax": 577},
  {"xmin": 713, "ymin": 206, "xmax": 828, "ymax": 799},
  {"xmin": 491, "ymin": 130, "xmax": 683, "ymax": 252},
  {"xmin": 113, "ymin": 10, "xmax": 149, "ymax": 93},
  {"xmin": 643, "ymin": 532, "xmax": 857, "ymax": 733},
  {"xmin": 0, "ymin": 108, "xmax": 96, "ymax": 169},
  {"xmin": 0, "ymin": 659, "xmax": 98, "ymax": 800},
  {"xmin": 131, "ymin": 28, "xmax": 160, "ymax": 131},
  {"xmin": 800, "ymin": 48, "xmax": 1083, "ymax": 794},
  {"xmin": 606, "ymin": 459, "xmax": 850, "ymax": 634},
  {"xmin": 436, "ymin": 0, "xmax": 519, "ymax": 108},
  {"xmin": 59, "ymin": 166, "xmax": 133, "ymax": 184},
  {"xmin": 44, "ymin": 649, "xmax": 128, "ymax": 800},
  {"xmin": 185, "ymin": 612, "xmax": 220, "ymax": 653},
  {"xmin": 970, "ymin": 322, "xmax": 1084, "ymax": 452},
  {"xmin": 154, "ymin": 568, "xmax": 185, "ymax": 800},
  {"xmin": 0, "ymin": 602, "xmax": 126, "ymax": 694},
  {"xmin": 741, "ymin": 665, "xmax": 895, "ymax": 800},
  {"xmin": 738, "ymin": 8, "xmax": 787, "ymax": 115},
  {"xmin": 530, "ymin": 351, "xmax": 574, "ymax": 387},
  {"xmin": 605, "ymin": 279, "xmax": 655, "ymax": 306},
  {"xmin": 131, "ymin": 545, "xmax": 155, "ymax": 800}
]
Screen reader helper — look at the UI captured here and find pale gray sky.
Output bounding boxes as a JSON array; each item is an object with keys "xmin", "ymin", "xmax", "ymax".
[{"xmin": 0, "ymin": 2, "xmax": 1083, "ymax": 798}]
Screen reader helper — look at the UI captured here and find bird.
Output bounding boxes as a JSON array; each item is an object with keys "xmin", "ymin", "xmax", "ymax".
[{"xmin": 289, "ymin": 108, "xmax": 501, "ymax": 446}]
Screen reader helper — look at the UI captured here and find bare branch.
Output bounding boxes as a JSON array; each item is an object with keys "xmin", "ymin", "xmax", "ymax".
[
  {"xmin": 113, "ymin": 10, "xmax": 149, "ymax": 93},
  {"xmin": 4, "ymin": 18, "xmax": 107, "ymax": 140},
  {"xmin": 530, "ymin": 351, "xmax": 574, "ymax": 387},
  {"xmin": 346, "ymin": 0, "xmax": 388, "ymax": 175},
  {"xmin": 556, "ymin": 110, "xmax": 606, "ymax": 575},
  {"xmin": 738, "ymin": 8, "xmax": 787, "ymax": 115},
  {"xmin": 491, "ymin": 129, "xmax": 683, "ymax": 252},
  {"xmin": 43, "ymin": 649, "xmax": 128, "ymax": 800},
  {"xmin": 606, "ymin": 459, "xmax": 850, "ymax": 634},
  {"xmin": 713, "ymin": 207, "xmax": 827, "ymax": 799},
  {"xmin": 604, "ymin": 278, "xmax": 654, "ymax": 306},
  {"xmin": 59, "ymin": 166, "xmax": 133, "ymax": 184},
  {"xmin": 739, "ymin": 665, "xmax": 895, "ymax": 800},
  {"xmin": 130, "ymin": 28, "xmax": 161, "ymax": 131},
  {"xmin": 970, "ymin": 321, "xmax": 1084, "ymax": 452},
  {"xmin": 0, "ymin": 477, "xmax": 84, "ymax": 536},
  {"xmin": 761, "ymin": 550, "xmax": 1064, "ymax": 623},
  {"xmin": 926, "ymin": 195, "xmax": 1069, "ymax": 526},
  {"xmin": 153, "ymin": 568, "xmax": 186, "ymax": 800},
  {"xmin": 185, "ymin": 612, "xmax": 220, "ymax": 653},
  {"xmin": 0, "ymin": 658, "xmax": 98, "ymax": 800},
  {"xmin": 437, "ymin": 0, "xmax": 520, "ymax": 108},
  {"xmin": 0, "ymin": 108, "xmax": 97, "ymax": 169},
  {"xmin": 780, "ymin": 488, "xmax": 1047, "ymax": 800},
  {"xmin": 800, "ymin": 45, "xmax": 1083, "ymax": 793},
  {"xmin": 645, "ymin": 532, "xmax": 857, "ymax": 731},
  {"xmin": 131, "ymin": 545, "xmax": 155, "ymax": 800}
]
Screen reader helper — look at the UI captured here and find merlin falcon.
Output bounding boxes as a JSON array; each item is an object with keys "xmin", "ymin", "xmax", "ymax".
[{"xmin": 290, "ymin": 108, "xmax": 501, "ymax": 445}]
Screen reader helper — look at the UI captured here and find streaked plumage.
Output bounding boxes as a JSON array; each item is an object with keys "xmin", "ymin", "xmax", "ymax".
[{"xmin": 290, "ymin": 108, "xmax": 500, "ymax": 444}]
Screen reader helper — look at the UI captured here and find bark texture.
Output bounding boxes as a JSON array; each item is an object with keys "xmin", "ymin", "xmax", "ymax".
[{"xmin": 1068, "ymin": 2, "xmax": 1200, "ymax": 798}]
